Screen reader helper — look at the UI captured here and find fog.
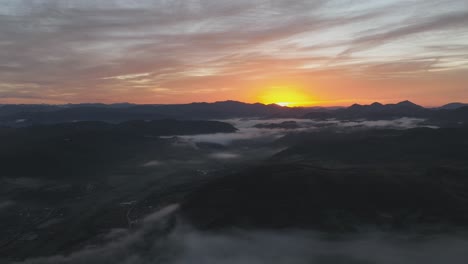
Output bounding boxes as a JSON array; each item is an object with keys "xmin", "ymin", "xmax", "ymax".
[
  {"xmin": 178, "ymin": 117, "xmax": 434, "ymax": 146},
  {"xmin": 209, "ymin": 152, "xmax": 240, "ymax": 160},
  {"xmin": 0, "ymin": 200, "xmax": 14, "ymax": 211},
  {"xmin": 142, "ymin": 160, "xmax": 163, "ymax": 167},
  {"xmin": 17, "ymin": 205, "xmax": 468, "ymax": 264}
]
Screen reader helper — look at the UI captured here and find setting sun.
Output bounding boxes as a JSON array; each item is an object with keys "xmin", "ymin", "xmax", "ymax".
[{"xmin": 258, "ymin": 86, "xmax": 315, "ymax": 107}]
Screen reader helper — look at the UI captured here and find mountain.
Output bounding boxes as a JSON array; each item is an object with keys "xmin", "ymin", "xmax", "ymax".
[
  {"xmin": 304, "ymin": 100, "xmax": 429, "ymax": 120},
  {"xmin": 0, "ymin": 101, "xmax": 304, "ymax": 127},
  {"xmin": 302, "ymin": 100, "xmax": 468, "ymax": 126},
  {"xmin": 2, "ymin": 100, "xmax": 468, "ymax": 128},
  {"xmin": 0, "ymin": 104, "xmax": 61, "ymax": 117},
  {"xmin": 429, "ymin": 106, "xmax": 468, "ymax": 126},
  {"xmin": 439, "ymin": 102, "xmax": 468, "ymax": 110},
  {"xmin": 63, "ymin": 102, "xmax": 136, "ymax": 109}
]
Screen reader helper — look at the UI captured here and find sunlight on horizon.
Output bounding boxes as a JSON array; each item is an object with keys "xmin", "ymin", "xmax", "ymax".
[{"xmin": 258, "ymin": 86, "xmax": 316, "ymax": 107}]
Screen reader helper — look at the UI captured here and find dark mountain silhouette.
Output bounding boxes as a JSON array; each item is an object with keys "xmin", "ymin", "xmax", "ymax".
[
  {"xmin": 1, "ymin": 100, "xmax": 468, "ymax": 128},
  {"xmin": 0, "ymin": 101, "xmax": 298, "ymax": 127},
  {"xmin": 304, "ymin": 100, "xmax": 429, "ymax": 120},
  {"xmin": 63, "ymin": 103, "xmax": 136, "ymax": 109},
  {"xmin": 0, "ymin": 104, "xmax": 60, "ymax": 117},
  {"xmin": 429, "ymin": 106, "xmax": 468, "ymax": 126},
  {"xmin": 439, "ymin": 102, "xmax": 468, "ymax": 110},
  {"xmin": 137, "ymin": 100, "xmax": 288, "ymax": 119}
]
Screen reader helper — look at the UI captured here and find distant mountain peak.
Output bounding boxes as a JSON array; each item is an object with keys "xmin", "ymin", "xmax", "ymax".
[
  {"xmin": 348, "ymin": 101, "xmax": 421, "ymax": 109},
  {"xmin": 440, "ymin": 102, "xmax": 468, "ymax": 110},
  {"xmin": 397, "ymin": 100, "xmax": 418, "ymax": 106},
  {"xmin": 216, "ymin": 100, "xmax": 243, "ymax": 103},
  {"xmin": 349, "ymin": 103, "xmax": 363, "ymax": 109}
]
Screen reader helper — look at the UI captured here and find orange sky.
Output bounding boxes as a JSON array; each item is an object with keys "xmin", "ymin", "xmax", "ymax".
[{"xmin": 1, "ymin": 1, "xmax": 468, "ymax": 107}]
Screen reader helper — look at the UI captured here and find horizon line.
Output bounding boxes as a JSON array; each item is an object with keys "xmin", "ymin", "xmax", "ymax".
[{"xmin": 1, "ymin": 99, "xmax": 466, "ymax": 108}]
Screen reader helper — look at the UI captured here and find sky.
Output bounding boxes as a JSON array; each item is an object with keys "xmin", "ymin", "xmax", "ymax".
[{"xmin": 0, "ymin": 0, "xmax": 468, "ymax": 106}]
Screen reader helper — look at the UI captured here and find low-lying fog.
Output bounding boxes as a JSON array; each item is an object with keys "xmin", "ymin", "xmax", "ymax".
[
  {"xmin": 18, "ymin": 205, "xmax": 468, "ymax": 264},
  {"xmin": 178, "ymin": 117, "xmax": 435, "ymax": 146},
  {"xmin": 139, "ymin": 117, "xmax": 438, "ymax": 178}
]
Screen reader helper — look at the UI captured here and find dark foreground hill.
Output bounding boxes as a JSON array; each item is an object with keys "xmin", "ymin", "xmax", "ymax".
[
  {"xmin": 182, "ymin": 126, "xmax": 468, "ymax": 232},
  {"xmin": 0, "ymin": 120, "xmax": 236, "ymax": 180}
]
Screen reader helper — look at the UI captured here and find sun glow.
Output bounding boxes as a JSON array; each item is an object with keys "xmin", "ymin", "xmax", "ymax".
[
  {"xmin": 258, "ymin": 86, "xmax": 314, "ymax": 107},
  {"xmin": 275, "ymin": 102, "xmax": 291, "ymax": 107}
]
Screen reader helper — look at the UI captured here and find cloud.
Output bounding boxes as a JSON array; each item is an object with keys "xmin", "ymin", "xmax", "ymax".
[
  {"xmin": 1, "ymin": 0, "xmax": 468, "ymax": 104},
  {"xmin": 169, "ymin": 230, "xmax": 468, "ymax": 264},
  {"xmin": 336, "ymin": 117, "xmax": 433, "ymax": 129},
  {"xmin": 180, "ymin": 131, "xmax": 274, "ymax": 145},
  {"xmin": 209, "ymin": 152, "xmax": 240, "ymax": 160},
  {"xmin": 178, "ymin": 120, "xmax": 298, "ymax": 146},
  {"xmin": 339, "ymin": 11, "xmax": 468, "ymax": 57},
  {"xmin": 142, "ymin": 160, "xmax": 163, "ymax": 167}
]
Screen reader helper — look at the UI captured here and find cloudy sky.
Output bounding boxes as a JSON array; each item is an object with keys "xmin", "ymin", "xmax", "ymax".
[{"xmin": 1, "ymin": 0, "xmax": 468, "ymax": 106}]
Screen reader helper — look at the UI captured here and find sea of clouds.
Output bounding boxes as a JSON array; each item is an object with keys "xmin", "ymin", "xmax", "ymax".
[{"xmin": 177, "ymin": 117, "xmax": 434, "ymax": 146}]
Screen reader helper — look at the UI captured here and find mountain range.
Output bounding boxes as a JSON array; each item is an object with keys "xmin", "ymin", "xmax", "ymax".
[{"xmin": 1, "ymin": 100, "xmax": 468, "ymax": 127}]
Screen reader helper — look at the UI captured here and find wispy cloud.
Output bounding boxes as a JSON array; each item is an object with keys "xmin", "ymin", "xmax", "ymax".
[{"xmin": 1, "ymin": 0, "xmax": 467, "ymax": 104}]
